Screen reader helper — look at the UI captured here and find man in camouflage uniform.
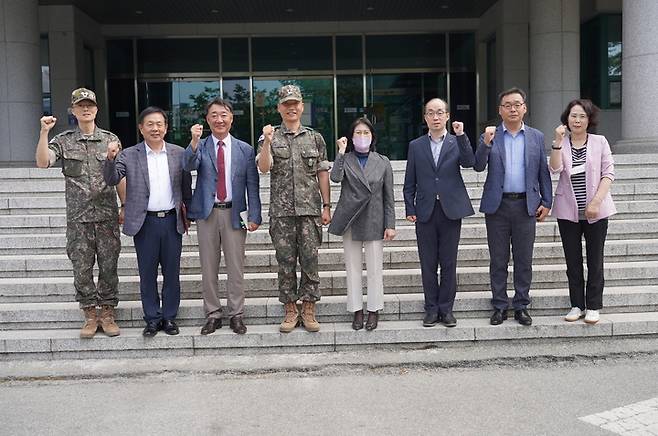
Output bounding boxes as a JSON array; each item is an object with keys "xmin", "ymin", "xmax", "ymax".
[
  {"xmin": 257, "ymin": 85, "xmax": 331, "ymax": 333},
  {"xmin": 35, "ymin": 88, "xmax": 125, "ymax": 339}
]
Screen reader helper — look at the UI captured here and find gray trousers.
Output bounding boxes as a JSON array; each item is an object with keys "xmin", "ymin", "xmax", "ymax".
[
  {"xmin": 485, "ymin": 197, "xmax": 536, "ymax": 310},
  {"xmin": 197, "ymin": 208, "xmax": 247, "ymax": 319}
]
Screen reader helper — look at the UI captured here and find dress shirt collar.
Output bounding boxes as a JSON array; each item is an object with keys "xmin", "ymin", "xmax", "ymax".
[
  {"xmin": 211, "ymin": 134, "xmax": 232, "ymax": 148},
  {"xmin": 502, "ymin": 122, "xmax": 525, "ymax": 134},
  {"xmin": 145, "ymin": 142, "xmax": 167, "ymax": 155},
  {"xmin": 428, "ymin": 132, "xmax": 446, "ymax": 143}
]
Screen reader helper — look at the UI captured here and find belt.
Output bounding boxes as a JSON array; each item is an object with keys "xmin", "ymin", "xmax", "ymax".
[
  {"xmin": 213, "ymin": 202, "xmax": 232, "ymax": 209},
  {"xmin": 146, "ymin": 208, "xmax": 176, "ymax": 218},
  {"xmin": 502, "ymin": 192, "xmax": 526, "ymax": 200}
]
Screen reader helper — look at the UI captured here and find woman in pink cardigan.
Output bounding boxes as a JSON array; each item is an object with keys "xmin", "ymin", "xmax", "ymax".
[{"xmin": 549, "ymin": 99, "xmax": 616, "ymax": 325}]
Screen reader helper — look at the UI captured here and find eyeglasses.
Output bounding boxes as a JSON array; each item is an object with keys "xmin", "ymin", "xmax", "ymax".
[
  {"xmin": 568, "ymin": 113, "xmax": 588, "ymax": 120},
  {"xmin": 354, "ymin": 130, "xmax": 371, "ymax": 136},
  {"xmin": 425, "ymin": 110, "xmax": 447, "ymax": 118},
  {"xmin": 500, "ymin": 102, "xmax": 525, "ymax": 110}
]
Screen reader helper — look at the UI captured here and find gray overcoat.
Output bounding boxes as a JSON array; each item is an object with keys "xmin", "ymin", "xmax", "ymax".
[{"xmin": 328, "ymin": 151, "xmax": 395, "ymax": 241}]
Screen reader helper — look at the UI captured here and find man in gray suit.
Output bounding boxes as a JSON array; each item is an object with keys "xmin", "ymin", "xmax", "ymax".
[
  {"xmin": 184, "ymin": 98, "xmax": 262, "ymax": 335},
  {"xmin": 403, "ymin": 98, "xmax": 475, "ymax": 327},
  {"xmin": 104, "ymin": 106, "xmax": 192, "ymax": 337},
  {"xmin": 474, "ymin": 87, "xmax": 552, "ymax": 326}
]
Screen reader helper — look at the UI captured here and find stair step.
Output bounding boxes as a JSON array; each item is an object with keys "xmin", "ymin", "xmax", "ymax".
[
  {"xmin": 1, "ymin": 286, "xmax": 656, "ymax": 329},
  {"xmin": 0, "ymin": 239, "xmax": 656, "ymax": 278},
  {"xmin": 1, "ymin": 261, "xmax": 656, "ymax": 303},
  {"xmin": 0, "ymin": 219, "xmax": 656, "ymax": 255},
  {"xmin": 1, "ymin": 311, "xmax": 656, "ymax": 360}
]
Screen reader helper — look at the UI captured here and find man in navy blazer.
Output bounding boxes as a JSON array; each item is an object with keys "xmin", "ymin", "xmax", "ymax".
[
  {"xmin": 104, "ymin": 106, "xmax": 192, "ymax": 337},
  {"xmin": 403, "ymin": 98, "xmax": 475, "ymax": 327},
  {"xmin": 474, "ymin": 87, "xmax": 552, "ymax": 326},
  {"xmin": 183, "ymin": 98, "xmax": 261, "ymax": 335}
]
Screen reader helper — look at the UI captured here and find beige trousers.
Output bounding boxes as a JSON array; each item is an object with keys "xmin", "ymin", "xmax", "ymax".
[
  {"xmin": 197, "ymin": 208, "xmax": 247, "ymax": 318},
  {"xmin": 343, "ymin": 229, "xmax": 384, "ymax": 313}
]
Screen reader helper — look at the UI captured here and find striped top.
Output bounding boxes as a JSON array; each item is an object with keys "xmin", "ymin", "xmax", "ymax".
[{"xmin": 570, "ymin": 141, "xmax": 588, "ymax": 210}]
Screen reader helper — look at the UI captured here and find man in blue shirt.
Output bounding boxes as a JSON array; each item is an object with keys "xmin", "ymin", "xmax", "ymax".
[{"xmin": 474, "ymin": 88, "xmax": 552, "ymax": 326}]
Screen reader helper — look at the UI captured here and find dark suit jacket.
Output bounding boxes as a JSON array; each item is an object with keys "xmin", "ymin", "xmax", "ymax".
[
  {"xmin": 328, "ymin": 151, "xmax": 395, "ymax": 241},
  {"xmin": 183, "ymin": 135, "xmax": 262, "ymax": 229},
  {"xmin": 403, "ymin": 133, "xmax": 475, "ymax": 222},
  {"xmin": 103, "ymin": 141, "xmax": 192, "ymax": 236},
  {"xmin": 473, "ymin": 124, "xmax": 552, "ymax": 216}
]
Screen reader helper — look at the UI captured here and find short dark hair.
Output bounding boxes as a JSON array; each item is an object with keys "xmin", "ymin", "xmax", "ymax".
[
  {"xmin": 205, "ymin": 97, "xmax": 234, "ymax": 116},
  {"xmin": 138, "ymin": 106, "xmax": 168, "ymax": 125},
  {"xmin": 560, "ymin": 98, "xmax": 600, "ymax": 133},
  {"xmin": 346, "ymin": 116, "xmax": 377, "ymax": 153},
  {"xmin": 424, "ymin": 98, "xmax": 449, "ymax": 113},
  {"xmin": 498, "ymin": 87, "xmax": 527, "ymax": 105}
]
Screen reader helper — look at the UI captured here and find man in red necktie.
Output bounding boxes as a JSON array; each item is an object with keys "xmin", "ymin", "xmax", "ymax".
[{"xmin": 183, "ymin": 98, "xmax": 262, "ymax": 335}]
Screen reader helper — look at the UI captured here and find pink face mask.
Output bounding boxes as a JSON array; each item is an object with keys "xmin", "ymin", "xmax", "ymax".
[{"xmin": 352, "ymin": 136, "xmax": 371, "ymax": 153}]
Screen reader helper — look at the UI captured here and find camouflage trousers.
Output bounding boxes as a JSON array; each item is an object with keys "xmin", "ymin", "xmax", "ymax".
[
  {"xmin": 66, "ymin": 220, "xmax": 121, "ymax": 308},
  {"xmin": 269, "ymin": 216, "xmax": 322, "ymax": 304}
]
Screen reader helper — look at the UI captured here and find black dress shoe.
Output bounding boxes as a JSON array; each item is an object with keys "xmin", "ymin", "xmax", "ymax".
[
  {"xmin": 514, "ymin": 309, "xmax": 533, "ymax": 326},
  {"xmin": 229, "ymin": 316, "xmax": 247, "ymax": 335},
  {"xmin": 352, "ymin": 310, "xmax": 364, "ymax": 331},
  {"xmin": 423, "ymin": 312, "xmax": 439, "ymax": 327},
  {"xmin": 200, "ymin": 318, "xmax": 222, "ymax": 335},
  {"xmin": 161, "ymin": 319, "xmax": 179, "ymax": 335},
  {"xmin": 441, "ymin": 312, "xmax": 457, "ymax": 327},
  {"xmin": 365, "ymin": 311, "xmax": 379, "ymax": 331},
  {"xmin": 490, "ymin": 309, "xmax": 508, "ymax": 325},
  {"xmin": 142, "ymin": 321, "xmax": 159, "ymax": 337}
]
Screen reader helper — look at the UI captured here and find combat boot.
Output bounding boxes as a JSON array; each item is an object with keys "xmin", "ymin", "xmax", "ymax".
[
  {"xmin": 279, "ymin": 302, "xmax": 300, "ymax": 333},
  {"xmin": 300, "ymin": 301, "xmax": 320, "ymax": 332},
  {"xmin": 80, "ymin": 307, "xmax": 98, "ymax": 339},
  {"xmin": 99, "ymin": 305, "xmax": 120, "ymax": 337}
]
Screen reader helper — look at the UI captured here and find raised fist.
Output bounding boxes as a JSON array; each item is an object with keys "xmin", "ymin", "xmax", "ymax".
[
  {"xmin": 484, "ymin": 126, "xmax": 496, "ymax": 145},
  {"xmin": 262, "ymin": 124, "xmax": 274, "ymax": 145},
  {"xmin": 190, "ymin": 123, "xmax": 203, "ymax": 150},
  {"xmin": 40, "ymin": 116, "xmax": 57, "ymax": 132},
  {"xmin": 452, "ymin": 121, "xmax": 464, "ymax": 136},
  {"xmin": 107, "ymin": 141, "xmax": 120, "ymax": 161},
  {"xmin": 554, "ymin": 124, "xmax": 567, "ymax": 144},
  {"xmin": 336, "ymin": 137, "xmax": 348, "ymax": 154}
]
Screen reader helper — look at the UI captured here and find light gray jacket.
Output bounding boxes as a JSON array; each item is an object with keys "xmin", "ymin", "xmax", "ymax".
[{"xmin": 328, "ymin": 151, "xmax": 395, "ymax": 241}]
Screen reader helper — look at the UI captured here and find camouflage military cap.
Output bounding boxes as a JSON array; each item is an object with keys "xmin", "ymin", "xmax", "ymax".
[
  {"xmin": 278, "ymin": 85, "xmax": 302, "ymax": 104},
  {"xmin": 71, "ymin": 88, "xmax": 97, "ymax": 106}
]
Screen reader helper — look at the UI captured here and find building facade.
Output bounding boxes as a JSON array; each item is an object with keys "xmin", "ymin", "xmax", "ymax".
[{"xmin": 1, "ymin": 0, "xmax": 656, "ymax": 164}]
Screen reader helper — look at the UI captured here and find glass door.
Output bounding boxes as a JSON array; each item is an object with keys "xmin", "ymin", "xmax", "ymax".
[
  {"xmin": 137, "ymin": 80, "xmax": 220, "ymax": 146},
  {"xmin": 252, "ymin": 77, "xmax": 335, "ymax": 159}
]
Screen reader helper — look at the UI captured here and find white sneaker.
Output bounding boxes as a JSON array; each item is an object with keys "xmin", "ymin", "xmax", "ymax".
[
  {"xmin": 584, "ymin": 309, "xmax": 600, "ymax": 324},
  {"xmin": 564, "ymin": 307, "xmax": 584, "ymax": 322}
]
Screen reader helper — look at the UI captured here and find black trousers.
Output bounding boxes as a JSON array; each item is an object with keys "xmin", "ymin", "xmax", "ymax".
[
  {"xmin": 557, "ymin": 218, "xmax": 608, "ymax": 311},
  {"xmin": 415, "ymin": 200, "xmax": 462, "ymax": 316},
  {"xmin": 485, "ymin": 198, "xmax": 536, "ymax": 310}
]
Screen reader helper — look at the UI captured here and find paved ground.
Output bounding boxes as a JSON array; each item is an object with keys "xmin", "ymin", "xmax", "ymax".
[{"xmin": 1, "ymin": 338, "xmax": 657, "ymax": 436}]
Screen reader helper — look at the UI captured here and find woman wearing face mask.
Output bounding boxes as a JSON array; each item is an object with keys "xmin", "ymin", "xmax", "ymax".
[
  {"xmin": 328, "ymin": 117, "xmax": 396, "ymax": 331},
  {"xmin": 549, "ymin": 99, "xmax": 616, "ymax": 325}
]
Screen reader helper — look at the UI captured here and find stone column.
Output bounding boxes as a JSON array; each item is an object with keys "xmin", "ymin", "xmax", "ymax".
[
  {"xmin": 529, "ymin": 0, "xmax": 580, "ymax": 146},
  {"xmin": 616, "ymin": 0, "xmax": 658, "ymax": 153},
  {"xmin": 0, "ymin": 0, "xmax": 42, "ymax": 164}
]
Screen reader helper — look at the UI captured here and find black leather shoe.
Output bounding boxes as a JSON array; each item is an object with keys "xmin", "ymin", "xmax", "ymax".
[
  {"xmin": 161, "ymin": 319, "xmax": 179, "ymax": 335},
  {"xmin": 352, "ymin": 310, "xmax": 364, "ymax": 331},
  {"xmin": 490, "ymin": 309, "xmax": 508, "ymax": 325},
  {"xmin": 229, "ymin": 316, "xmax": 247, "ymax": 335},
  {"xmin": 365, "ymin": 311, "xmax": 379, "ymax": 331},
  {"xmin": 423, "ymin": 312, "xmax": 439, "ymax": 327},
  {"xmin": 200, "ymin": 318, "xmax": 222, "ymax": 335},
  {"xmin": 514, "ymin": 309, "xmax": 533, "ymax": 326},
  {"xmin": 441, "ymin": 312, "xmax": 457, "ymax": 327},
  {"xmin": 142, "ymin": 321, "xmax": 159, "ymax": 337}
]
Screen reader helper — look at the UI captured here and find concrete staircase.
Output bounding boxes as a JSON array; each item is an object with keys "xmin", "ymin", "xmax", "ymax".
[{"xmin": 1, "ymin": 155, "xmax": 657, "ymax": 360}]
